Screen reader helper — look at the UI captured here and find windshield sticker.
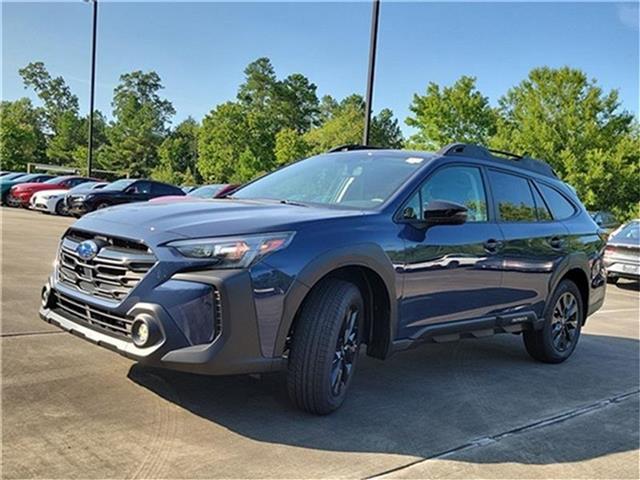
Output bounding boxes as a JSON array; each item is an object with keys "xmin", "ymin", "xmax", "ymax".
[{"xmin": 406, "ymin": 157, "xmax": 424, "ymax": 164}]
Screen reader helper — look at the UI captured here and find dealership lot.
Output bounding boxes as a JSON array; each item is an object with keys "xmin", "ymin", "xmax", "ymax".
[{"xmin": 2, "ymin": 207, "xmax": 638, "ymax": 479}]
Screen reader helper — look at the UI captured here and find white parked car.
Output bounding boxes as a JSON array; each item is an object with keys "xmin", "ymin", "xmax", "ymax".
[{"xmin": 30, "ymin": 181, "xmax": 107, "ymax": 215}]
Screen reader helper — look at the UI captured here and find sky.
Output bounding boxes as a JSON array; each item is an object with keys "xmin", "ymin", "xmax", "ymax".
[{"xmin": 2, "ymin": 1, "xmax": 639, "ymax": 136}]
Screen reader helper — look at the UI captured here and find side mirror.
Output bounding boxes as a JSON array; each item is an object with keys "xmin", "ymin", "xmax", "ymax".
[{"xmin": 423, "ymin": 200, "xmax": 468, "ymax": 226}]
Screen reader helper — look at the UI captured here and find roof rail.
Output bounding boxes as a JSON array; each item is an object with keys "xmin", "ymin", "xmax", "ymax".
[
  {"xmin": 327, "ymin": 144, "xmax": 382, "ymax": 153},
  {"xmin": 437, "ymin": 143, "xmax": 557, "ymax": 178}
]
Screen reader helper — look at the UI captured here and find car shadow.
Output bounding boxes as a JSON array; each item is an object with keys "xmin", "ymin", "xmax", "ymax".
[
  {"xmin": 614, "ymin": 279, "xmax": 640, "ymax": 292},
  {"xmin": 128, "ymin": 332, "xmax": 639, "ymax": 465}
]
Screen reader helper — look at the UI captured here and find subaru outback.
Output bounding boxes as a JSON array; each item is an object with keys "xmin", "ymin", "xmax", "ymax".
[{"xmin": 40, "ymin": 143, "xmax": 607, "ymax": 414}]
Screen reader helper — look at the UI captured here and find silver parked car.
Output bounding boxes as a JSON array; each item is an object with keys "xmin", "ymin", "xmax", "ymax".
[{"xmin": 605, "ymin": 220, "xmax": 640, "ymax": 283}]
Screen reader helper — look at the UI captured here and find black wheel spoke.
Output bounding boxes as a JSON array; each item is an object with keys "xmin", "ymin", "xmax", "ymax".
[{"xmin": 330, "ymin": 305, "xmax": 359, "ymax": 397}]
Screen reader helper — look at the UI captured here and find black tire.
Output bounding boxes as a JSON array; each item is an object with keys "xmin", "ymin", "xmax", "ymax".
[
  {"xmin": 523, "ymin": 279, "xmax": 583, "ymax": 363},
  {"xmin": 95, "ymin": 202, "xmax": 110, "ymax": 210},
  {"xmin": 287, "ymin": 279, "xmax": 364, "ymax": 415},
  {"xmin": 54, "ymin": 199, "xmax": 66, "ymax": 216},
  {"xmin": 607, "ymin": 275, "xmax": 618, "ymax": 285}
]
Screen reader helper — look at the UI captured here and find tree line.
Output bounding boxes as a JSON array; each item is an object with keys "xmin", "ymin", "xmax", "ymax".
[{"xmin": 1, "ymin": 58, "xmax": 638, "ymax": 220}]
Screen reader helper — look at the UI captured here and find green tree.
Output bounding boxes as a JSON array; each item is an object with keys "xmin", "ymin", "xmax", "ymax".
[
  {"xmin": 152, "ymin": 117, "xmax": 200, "ymax": 184},
  {"xmin": 101, "ymin": 71, "xmax": 175, "ymax": 176},
  {"xmin": 406, "ymin": 76, "xmax": 497, "ymax": 150},
  {"xmin": 0, "ymin": 98, "xmax": 47, "ymax": 170},
  {"xmin": 19, "ymin": 61, "xmax": 79, "ymax": 131},
  {"xmin": 197, "ymin": 102, "xmax": 252, "ymax": 182},
  {"xmin": 274, "ymin": 128, "xmax": 309, "ymax": 166},
  {"xmin": 492, "ymin": 66, "xmax": 637, "ymax": 218},
  {"xmin": 19, "ymin": 62, "xmax": 84, "ymax": 165},
  {"xmin": 305, "ymin": 94, "xmax": 404, "ymax": 153},
  {"xmin": 276, "ymin": 73, "xmax": 320, "ymax": 132},
  {"xmin": 492, "ymin": 67, "xmax": 633, "ymax": 174}
]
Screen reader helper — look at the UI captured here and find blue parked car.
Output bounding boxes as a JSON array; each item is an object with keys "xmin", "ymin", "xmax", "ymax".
[{"xmin": 40, "ymin": 143, "xmax": 606, "ymax": 414}]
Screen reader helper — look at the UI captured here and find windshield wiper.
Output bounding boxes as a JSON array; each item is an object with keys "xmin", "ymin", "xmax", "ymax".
[{"xmin": 227, "ymin": 197, "xmax": 310, "ymax": 207}]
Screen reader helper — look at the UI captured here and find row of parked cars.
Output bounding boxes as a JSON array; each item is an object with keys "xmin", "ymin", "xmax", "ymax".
[{"xmin": 0, "ymin": 171, "xmax": 237, "ymax": 217}]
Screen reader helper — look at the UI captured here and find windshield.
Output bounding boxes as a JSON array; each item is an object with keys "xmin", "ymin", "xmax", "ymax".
[
  {"xmin": 232, "ymin": 152, "xmax": 429, "ymax": 209},
  {"xmin": 68, "ymin": 181, "xmax": 98, "ymax": 193},
  {"xmin": 44, "ymin": 176, "xmax": 71, "ymax": 184},
  {"xmin": 9, "ymin": 173, "xmax": 39, "ymax": 182},
  {"xmin": 189, "ymin": 185, "xmax": 224, "ymax": 198},
  {"xmin": 1, "ymin": 173, "xmax": 25, "ymax": 181},
  {"xmin": 103, "ymin": 179, "xmax": 136, "ymax": 191},
  {"xmin": 612, "ymin": 221, "xmax": 639, "ymax": 245}
]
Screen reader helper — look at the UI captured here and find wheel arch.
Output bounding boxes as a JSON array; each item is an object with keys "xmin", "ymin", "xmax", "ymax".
[
  {"xmin": 275, "ymin": 244, "xmax": 398, "ymax": 359},
  {"xmin": 560, "ymin": 268, "xmax": 590, "ymax": 324}
]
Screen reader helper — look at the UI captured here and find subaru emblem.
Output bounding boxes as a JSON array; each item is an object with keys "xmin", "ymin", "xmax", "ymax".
[{"xmin": 76, "ymin": 240, "xmax": 99, "ymax": 261}]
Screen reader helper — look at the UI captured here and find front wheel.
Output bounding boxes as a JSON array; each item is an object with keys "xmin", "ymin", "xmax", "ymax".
[
  {"xmin": 286, "ymin": 279, "xmax": 364, "ymax": 415},
  {"xmin": 54, "ymin": 199, "xmax": 67, "ymax": 216},
  {"xmin": 523, "ymin": 279, "xmax": 583, "ymax": 363}
]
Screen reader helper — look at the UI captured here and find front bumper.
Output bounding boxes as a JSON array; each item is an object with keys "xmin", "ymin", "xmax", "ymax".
[
  {"xmin": 31, "ymin": 197, "xmax": 55, "ymax": 213},
  {"xmin": 40, "ymin": 269, "xmax": 284, "ymax": 375}
]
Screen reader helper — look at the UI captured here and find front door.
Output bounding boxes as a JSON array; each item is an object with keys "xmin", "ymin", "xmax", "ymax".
[{"xmin": 398, "ymin": 165, "xmax": 505, "ymax": 339}]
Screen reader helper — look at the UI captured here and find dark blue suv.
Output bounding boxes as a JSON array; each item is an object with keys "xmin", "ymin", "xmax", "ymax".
[{"xmin": 40, "ymin": 143, "xmax": 606, "ymax": 414}]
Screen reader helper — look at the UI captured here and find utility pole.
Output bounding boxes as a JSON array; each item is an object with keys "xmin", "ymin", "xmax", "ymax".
[
  {"xmin": 86, "ymin": 0, "xmax": 98, "ymax": 177},
  {"xmin": 363, "ymin": 0, "xmax": 380, "ymax": 146}
]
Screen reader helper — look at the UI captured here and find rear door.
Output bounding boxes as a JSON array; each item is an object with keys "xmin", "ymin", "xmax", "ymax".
[
  {"xmin": 397, "ymin": 164, "xmax": 505, "ymax": 337},
  {"xmin": 488, "ymin": 170, "xmax": 570, "ymax": 319}
]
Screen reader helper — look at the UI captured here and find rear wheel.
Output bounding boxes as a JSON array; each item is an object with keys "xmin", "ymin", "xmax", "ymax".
[
  {"xmin": 523, "ymin": 279, "xmax": 583, "ymax": 363},
  {"xmin": 287, "ymin": 279, "xmax": 364, "ymax": 415},
  {"xmin": 95, "ymin": 202, "xmax": 110, "ymax": 210}
]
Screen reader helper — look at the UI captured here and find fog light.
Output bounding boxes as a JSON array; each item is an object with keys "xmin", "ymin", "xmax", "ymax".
[
  {"xmin": 131, "ymin": 315, "xmax": 160, "ymax": 348},
  {"xmin": 41, "ymin": 284, "xmax": 54, "ymax": 308}
]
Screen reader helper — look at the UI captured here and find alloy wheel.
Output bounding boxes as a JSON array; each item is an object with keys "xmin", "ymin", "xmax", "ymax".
[
  {"xmin": 551, "ymin": 292, "xmax": 580, "ymax": 352},
  {"xmin": 330, "ymin": 306, "xmax": 359, "ymax": 396}
]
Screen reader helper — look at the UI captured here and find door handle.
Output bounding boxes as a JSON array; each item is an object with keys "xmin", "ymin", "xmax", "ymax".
[
  {"xmin": 484, "ymin": 238, "xmax": 502, "ymax": 253},
  {"xmin": 548, "ymin": 236, "xmax": 563, "ymax": 249}
]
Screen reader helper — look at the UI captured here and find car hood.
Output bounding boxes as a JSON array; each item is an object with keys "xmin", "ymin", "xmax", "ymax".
[
  {"xmin": 72, "ymin": 199, "xmax": 365, "ymax": 246},
  {"xmin": 11, "ymin": 183, "xmax": 62, "ymax": 192},
  {"xmin": 34, "ymin": 189, "xmax": 67, "ymax": 198}
]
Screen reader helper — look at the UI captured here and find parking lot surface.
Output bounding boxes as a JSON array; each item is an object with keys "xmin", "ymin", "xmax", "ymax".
[{"xmin": 2, "ymin": 207, "xmax": 639, "ymax": 479}]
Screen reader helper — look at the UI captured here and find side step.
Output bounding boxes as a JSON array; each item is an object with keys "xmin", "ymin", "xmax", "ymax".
[{"xmin": 392, "ymin": 311, "xmax": 542, "ymax": 351}]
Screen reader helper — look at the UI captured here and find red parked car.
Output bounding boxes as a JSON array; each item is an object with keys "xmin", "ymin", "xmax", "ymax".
[{"xmin": 6, "ymin": 176, "xmax": 99, "ymax": 208}]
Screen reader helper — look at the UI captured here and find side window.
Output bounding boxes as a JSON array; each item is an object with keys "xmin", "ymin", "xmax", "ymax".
[
  {"xmin": 538, "ymin": 183, "xmax": 576, "ymax": 220},
  {"xmin": 68, "ymin": 178, "xmax": 85, "ymax": 188},
  {"xmin": 403, "ymin": 166, "xmax": 488, "ymax": 222},
  {"xmin": 488, "ymin": 170, "xmax": 537, "ymax": 222},
  {"xmin": 531, "ymin": 183, "xmax": 552, "ymax": 221},
  {"xmin": 152, "ymin": 183, "xmax": 177, "ymax": 195},
  {"xmin": 130, "ymin": 182, "xmax": 151, "ymax": 194},
  {"xmin": 136, "ymin": 182, "xmax": 151, "ymax": 193}
]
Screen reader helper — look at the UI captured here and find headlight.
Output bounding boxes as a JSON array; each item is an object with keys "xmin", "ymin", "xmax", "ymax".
[{"xmin": 167, "ymin": 232, "xmax": 295, "ymax": 268}]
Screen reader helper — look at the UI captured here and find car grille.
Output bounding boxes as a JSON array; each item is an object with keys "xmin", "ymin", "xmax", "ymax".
[
  {"xmin": 52, "ymin": 290, "xmax": 134, "ymax": 339},
  {"xmin": 57, "ymin": 229, "xmax": 156, "ymax": 302}
]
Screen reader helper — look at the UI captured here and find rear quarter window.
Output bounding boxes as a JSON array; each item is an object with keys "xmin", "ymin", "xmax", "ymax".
[{"xmin": 538, "ymin": 183, "xmax": 576, "ymax": 220}]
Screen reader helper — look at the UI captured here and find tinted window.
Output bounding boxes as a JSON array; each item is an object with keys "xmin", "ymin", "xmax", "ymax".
[
  {"xmin": 489, "ymin": 170, "xmax": 537, "ymax": 222},
  {"xmin": 405, "ymin": 166, "xmax": 488, "ymax": 222},
  {"xmin": 152, "ymin": 183, "xmax": 180, "ymax": 195},
  {"xmin": 538, "ymin": 183, "xmax": 575, "ymax": 220},
  {"xmin": 531, "ymin": 183, "xmax": 552, "ymax": 220},
  {"xmin": 130, "ymin": 181, "xmax": 151, "ymax": 194}
]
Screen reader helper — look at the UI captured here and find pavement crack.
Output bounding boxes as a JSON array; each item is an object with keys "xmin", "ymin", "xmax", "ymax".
[{"xmin": 367, "ymin": 389, "xmax": 640, "ymax": 479}]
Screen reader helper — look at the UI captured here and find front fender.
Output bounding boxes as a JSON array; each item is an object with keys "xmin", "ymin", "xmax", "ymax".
[{"xmin": 273, "ymin": 243, "xmax": 398, "ymax": 357}]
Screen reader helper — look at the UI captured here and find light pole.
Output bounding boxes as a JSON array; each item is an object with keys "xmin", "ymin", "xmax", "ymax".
[
  {"xmin": 85, "ymin": 0, "xmax": 98, "ymax": 177},
  {"xmin": 363, "ymin": 0, "xmax": 380, "ymax": 146}
]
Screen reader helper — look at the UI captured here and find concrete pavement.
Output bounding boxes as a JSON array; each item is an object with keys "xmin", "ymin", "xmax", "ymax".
[{"xmin": 2, "ymin": 207, "xmax": 638, "ymax": 478}]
